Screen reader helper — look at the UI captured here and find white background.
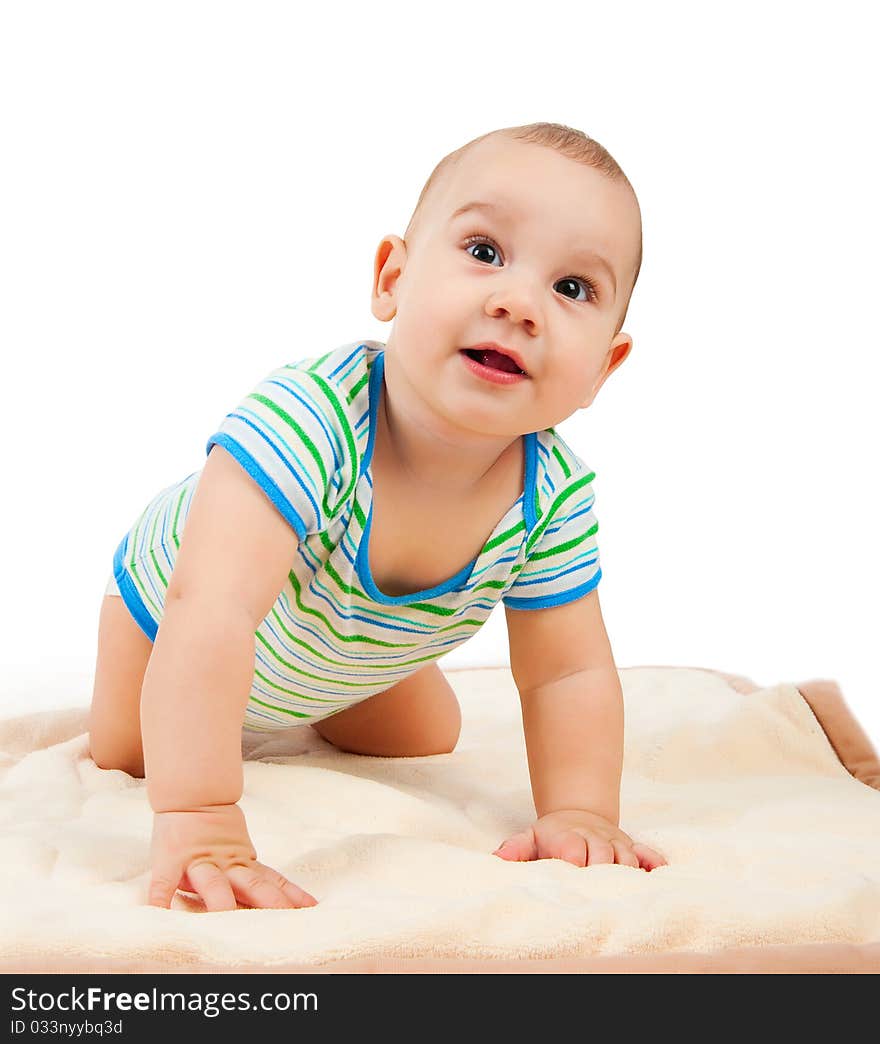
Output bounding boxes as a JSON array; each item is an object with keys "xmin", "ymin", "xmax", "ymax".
[{"xmin": 1, "ymin": 2, "xmax": 877, "ymax": 743}]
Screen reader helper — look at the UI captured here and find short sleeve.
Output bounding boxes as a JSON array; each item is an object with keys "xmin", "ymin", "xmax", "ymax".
[
  {"xmin": 204, "ymin": 365, "xmax": 358, "ymax": 539},
  {"xmin": 502, "ymin": 466, "xmax": 602, "ymax": 610}
]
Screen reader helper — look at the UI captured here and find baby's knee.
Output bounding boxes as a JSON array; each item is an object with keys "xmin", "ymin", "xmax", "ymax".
[{"xmin": 88, "ymin": 727, "xmax": 145, "ymax": 778}]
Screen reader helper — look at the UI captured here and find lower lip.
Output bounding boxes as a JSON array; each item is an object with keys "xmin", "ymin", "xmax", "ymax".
[{"xmin": 459, "ymin": 351, "xmax": 529, "ymax": 385}]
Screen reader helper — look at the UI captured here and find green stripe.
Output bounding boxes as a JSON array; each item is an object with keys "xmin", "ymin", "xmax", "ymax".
[
  {"xmin": 551, "ymin": 442, "xmax": 572, "ymax": 479},
  {"xmin": 304, "ymin": 350, "xmax": 333, "ymax": 372},
  {"xmin": 525, "ymin": 471, "xmax": 595, "ymax": 556},
  {"xmin": 147, "ymin": 508, "xmax": 168, "ymax": 587},
  {"xmin": 171, "ymin": 487, "xmax": 187, "ymax": 549},
  {"xmin": 252, "ymin": 666, "xmax": 349, "ymax": 701},
  {"xmin": 529, "ymin": 521, "xmax": 598, "ymax": 561},
  {"xmin": 348, "ymin": 370, "xmax": 369, "ymax": 401},
  {"xmin": 246, "ymin": 693, "xmax": 313, "ymax": 718},
  {"xmin": 127, "ymin": 510, "xmax": 162, "ymax": 616},
  {"xmin": 248, "ymin": 374, "xmax": 357, "ymax": 524},
  {"xmin": 483, "ymin": 518, "xmax": 525, "ymax": 554}
]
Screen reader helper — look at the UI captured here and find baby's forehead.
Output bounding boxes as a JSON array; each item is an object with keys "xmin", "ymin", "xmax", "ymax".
[
  {"xmin": 436, "ymin": 190, "xmax": 621, "ymax": 250},
  {"xmin": 439, "ymin": 167, "xmax": 625, "ymax": 231}
]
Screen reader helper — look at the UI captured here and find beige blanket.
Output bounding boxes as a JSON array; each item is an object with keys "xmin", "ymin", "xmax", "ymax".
[{"xmin": 1, "ymin": 665, "xmax": 879, "ymax": 974}]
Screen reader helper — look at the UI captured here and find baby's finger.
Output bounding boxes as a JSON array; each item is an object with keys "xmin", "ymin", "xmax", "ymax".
[
  {"xmin": 610, "ymin": 841, "xmax": 640, "ymax": 869},
  {"xmin": 147, "ymin": 856, "xmax": 184, "ymax": 909},
  {"xmin": 186, "ymin": 861, "xmax": 238, "ymax": 912},
  {"xmin": 632, "ymin": 844, "xmax": 668, "ymax": 871},
  {"xmin": 492, "ymin": 830, "xmax": 536, "ymax": 861},
  {"xmin": 254, "ymin": 863, "xmax": 319, "ymax": 908},
  {"xmin": 225, "ymin": 863, "xmax": 302, "ymax": 910},
  {"xmin": 585, "ymin": 836, "xmax": 615, "ymax": 867},
  {"xmin": 546, "ymin": 831, "xmax": 588, "ymax": 867},
  {"xmin": 281, "ymin": 880, "xmax": 319, "ymax": 907}
]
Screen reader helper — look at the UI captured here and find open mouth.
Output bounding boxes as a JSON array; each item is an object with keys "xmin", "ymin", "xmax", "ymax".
[{"xmin": 461, "ymin": 348, "xmax": 527, "ymax": 376}]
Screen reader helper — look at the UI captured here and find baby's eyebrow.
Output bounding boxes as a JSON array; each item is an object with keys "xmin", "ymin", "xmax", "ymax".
[
  {"xmin": 450, "ymin": 199, "xmax": 509, "ymax": 221},
  {"xmin": 449, "ymin": 199, "xmax": 617, "ymax": 298}
]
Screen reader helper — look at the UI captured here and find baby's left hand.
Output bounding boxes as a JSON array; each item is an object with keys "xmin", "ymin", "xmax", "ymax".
[{"xmin": 492, "ymin": 808, "xmax": 667, "ymax": 870}]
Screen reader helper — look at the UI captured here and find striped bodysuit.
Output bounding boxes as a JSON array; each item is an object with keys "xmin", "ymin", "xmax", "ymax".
[{"xmin": 106, "ymin": 340, "xmax": 603, "ymax": 732}]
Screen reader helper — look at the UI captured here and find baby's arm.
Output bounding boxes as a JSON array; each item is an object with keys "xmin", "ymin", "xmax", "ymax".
[
  {"xmin": 505, "ymin": 590, "xmax": 623, "ymax": 821},
  {"xmin": 140, "ymin": 444, "xmax": 317, "ymax": 910},
  {"xmin": 498, "ymin": 592, "xmax": 667, "ymax": 870}
]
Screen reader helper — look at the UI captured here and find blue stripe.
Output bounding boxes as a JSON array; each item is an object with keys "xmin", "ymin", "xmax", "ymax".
[
  {"xmin": 264, "ymin": 377, "xmax": 345, "ymax": 474},
  {"xmin": 329, "ymin": 343, "xmax": 365, "ymax": 380},
  {"xmin": 508, "ymin": 548, "xmax": 600, "ymax": 589},
  {"xmin": 235, "ymin": 404, "xmax": 322, "ymax": 503}
]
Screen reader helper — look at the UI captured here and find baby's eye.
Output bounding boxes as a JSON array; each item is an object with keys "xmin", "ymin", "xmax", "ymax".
[
  {"xmin": 464, "ymin": 236, "xmax": 503, "ymax": 267},
  {"xmin": 555, "ymin": 277, "xmax": 598, "ymax": 303},
  {"xmin": 462, "ymin": 234, "xmax": 599, "ymax": 304}
]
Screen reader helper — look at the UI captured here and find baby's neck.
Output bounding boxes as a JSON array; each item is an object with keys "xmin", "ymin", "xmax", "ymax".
[{"xmin": 377, "ymin": 357, "xmax": 520, "ymax": 494}]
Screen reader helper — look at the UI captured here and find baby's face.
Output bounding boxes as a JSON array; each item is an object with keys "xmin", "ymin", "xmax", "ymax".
[{"xmin": 372, "ymin": 135, "xmax": 639, "ymax": 439}]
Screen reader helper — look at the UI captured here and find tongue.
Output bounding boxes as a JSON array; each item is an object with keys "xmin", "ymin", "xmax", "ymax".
[{"xmin": 479, "ymin": 349, "xmax": 521, "ymax": 373}]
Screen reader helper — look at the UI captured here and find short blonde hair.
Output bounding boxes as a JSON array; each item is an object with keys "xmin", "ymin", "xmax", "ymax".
[{"xmin": 404, "ymin": 122, "xmax": 642, "ymax": 334}]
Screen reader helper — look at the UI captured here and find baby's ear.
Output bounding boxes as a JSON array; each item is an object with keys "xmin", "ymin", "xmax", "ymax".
[
  {"xmin": 585, "ymin": 336, "xmax": 633, "ymax": 405},
  {"xmin": 371, "ymin": 236, "xmax": 406, "ymax": 321}
]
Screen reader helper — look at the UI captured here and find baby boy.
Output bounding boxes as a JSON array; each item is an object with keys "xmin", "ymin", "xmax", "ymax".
[{"xmin": 88, "ymin": 121, "xmax": 667, "ymax": 912}]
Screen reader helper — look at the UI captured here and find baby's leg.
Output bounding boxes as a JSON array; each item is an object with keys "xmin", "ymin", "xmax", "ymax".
[
  {"xmin": 88, "ymin": 594, "xmax": 152, "ymax": 777},
  {"xmin": 312, "ymin": 663, "xmax": 461, "ymax": 757}
]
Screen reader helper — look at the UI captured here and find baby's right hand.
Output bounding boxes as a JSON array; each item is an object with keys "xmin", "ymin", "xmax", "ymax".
[{"xmin": 147, "ymin": 802, "xmax": 318, "ymax": 912}]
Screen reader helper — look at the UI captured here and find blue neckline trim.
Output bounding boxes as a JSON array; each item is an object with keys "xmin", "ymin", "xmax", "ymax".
[{"xmin": 354, "ymin": 348, "xmax": 537, "ymax": 605}]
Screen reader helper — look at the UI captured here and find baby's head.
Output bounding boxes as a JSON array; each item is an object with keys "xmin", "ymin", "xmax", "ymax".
[{"xmin": 372, "ymin": 122, "xmax": 643, "ymax": 437}]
